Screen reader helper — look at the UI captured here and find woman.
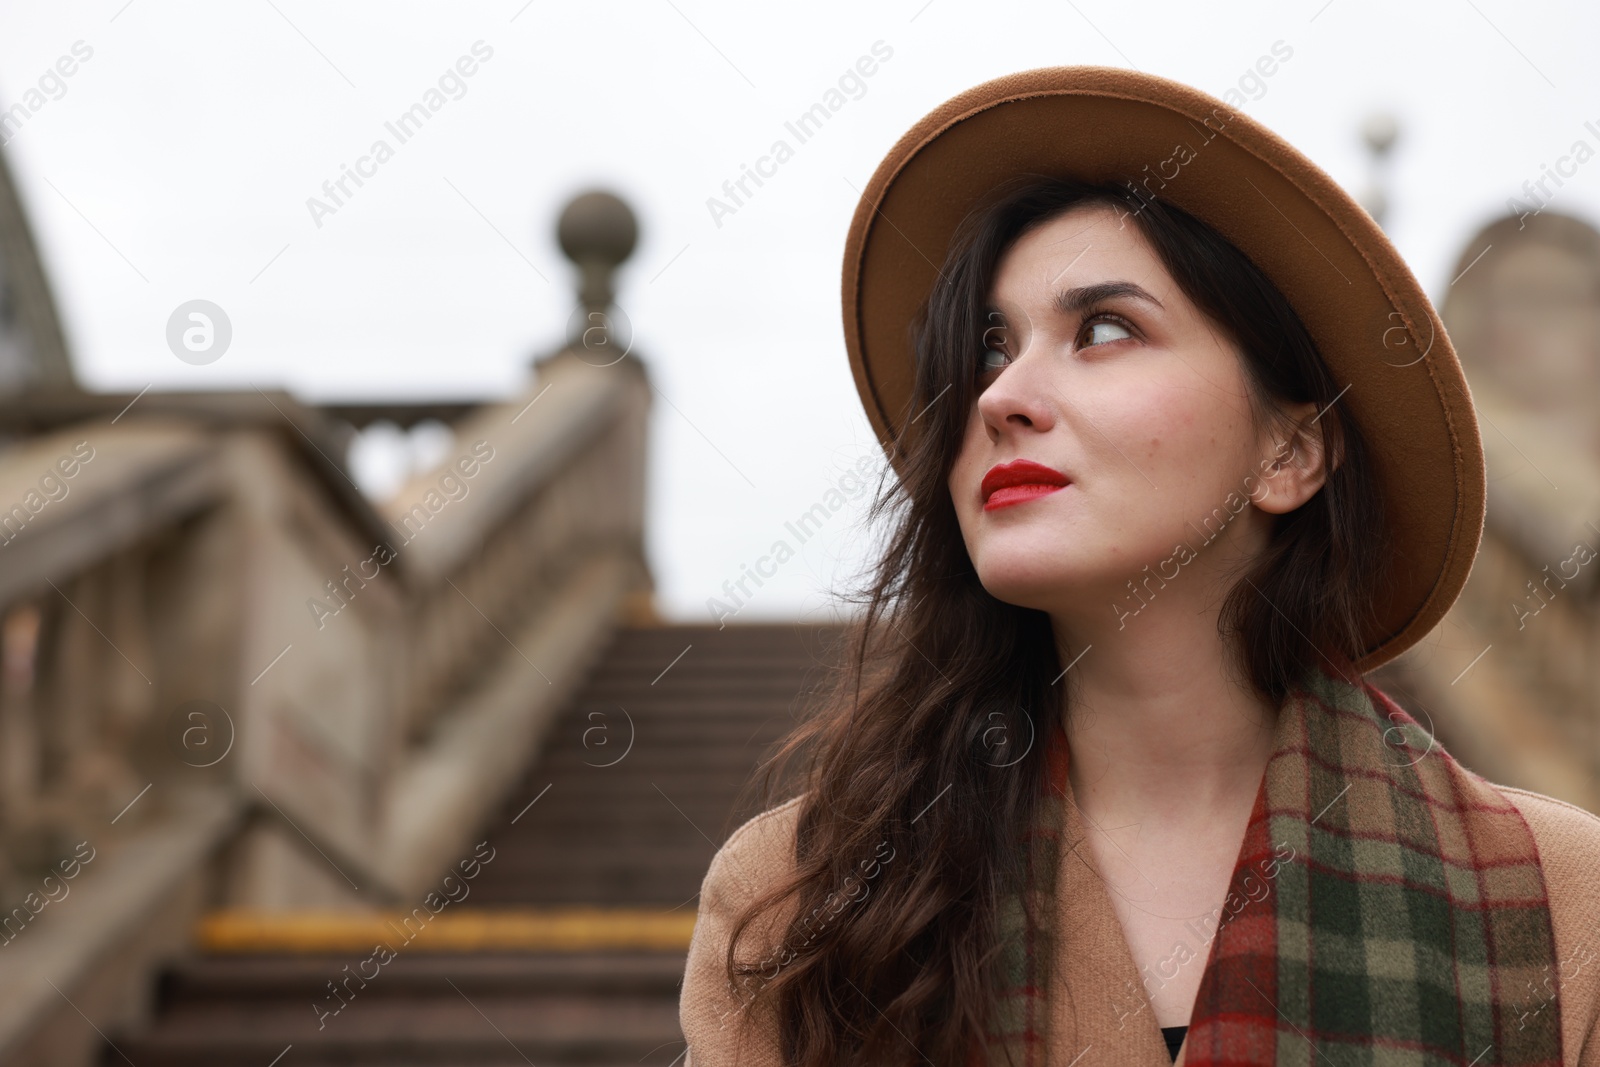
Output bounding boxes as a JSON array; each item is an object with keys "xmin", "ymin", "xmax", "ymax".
[{"xmin": 679, "ymin": 67, "xmax": 1600, "ymax": 1066}]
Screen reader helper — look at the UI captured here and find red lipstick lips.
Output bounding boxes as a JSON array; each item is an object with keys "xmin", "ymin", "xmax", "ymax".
[{"xmin": 980, "ymin": 458, "xmax": 1071, "ymax": 511}]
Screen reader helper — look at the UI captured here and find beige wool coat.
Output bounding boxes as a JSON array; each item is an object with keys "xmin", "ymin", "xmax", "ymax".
[{"xmin": 679, "ymin": 781, "xmax": 1600, "ymax": 1066}]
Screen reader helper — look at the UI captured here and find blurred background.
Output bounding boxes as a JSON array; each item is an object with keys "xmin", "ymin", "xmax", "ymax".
[{"xmin": 0, "ymin": 0, "xmax": 1596, "ymax": 1062}]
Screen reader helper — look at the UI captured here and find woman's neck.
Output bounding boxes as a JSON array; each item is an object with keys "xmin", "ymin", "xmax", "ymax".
[{"xmin": 1053, "ymin": 606, "xmax": 1279, "ymax": 827}]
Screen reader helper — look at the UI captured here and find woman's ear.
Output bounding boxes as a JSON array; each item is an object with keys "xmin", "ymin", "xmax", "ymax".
[{"xmin": 1252, "ymin": 401, "xmax": 1332, "ymax": 516}]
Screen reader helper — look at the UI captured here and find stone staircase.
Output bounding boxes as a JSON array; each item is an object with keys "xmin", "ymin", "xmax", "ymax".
[{"xmin": 104, "ymin": 622, "xmax": 845, "ymax": 1066}]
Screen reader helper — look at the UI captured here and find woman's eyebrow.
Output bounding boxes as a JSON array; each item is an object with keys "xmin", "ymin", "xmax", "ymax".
[
  {"xmin": 984, "ymin": 280, "xmax": 1165, "ymax": 319},
  {"xmin": 1050, "ymin": 281, "xmax": 1164, "ymax": 317}
]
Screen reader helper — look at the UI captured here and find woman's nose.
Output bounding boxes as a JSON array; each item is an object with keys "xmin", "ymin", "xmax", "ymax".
[{"xmin": 976, "ymin": 343, "xmax": 1058, "ymax": 436}]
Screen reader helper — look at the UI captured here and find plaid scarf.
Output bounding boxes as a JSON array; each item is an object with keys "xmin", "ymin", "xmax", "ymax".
[{"xmin": 975, "ymin": 660, "xmax": 1563, "ymax": 1066}]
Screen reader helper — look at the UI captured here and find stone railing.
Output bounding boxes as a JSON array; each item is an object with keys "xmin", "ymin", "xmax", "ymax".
[{"xmin": 0, "ymin": 345, "xmax": 654, "ymax": 1065}]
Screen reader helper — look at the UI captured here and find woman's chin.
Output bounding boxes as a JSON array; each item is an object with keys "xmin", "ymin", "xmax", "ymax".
[
  {"xmin": 973, "ymin": 562, "xmax": 1107, "ymax": 613},
  {"xmin": 966, "ymin": 547, "xmax": 1145, "ymax": 614}
]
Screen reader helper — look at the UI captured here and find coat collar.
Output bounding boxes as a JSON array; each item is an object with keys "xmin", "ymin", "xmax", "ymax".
[{"xmin": 1052, "ymin": 757, "xmax": 1187, "ymax": 1065}]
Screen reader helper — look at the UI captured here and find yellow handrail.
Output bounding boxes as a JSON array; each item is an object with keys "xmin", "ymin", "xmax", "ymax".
[{"xmin": 196, "ymin": 907, "xmax": 696, "ymax": 953}]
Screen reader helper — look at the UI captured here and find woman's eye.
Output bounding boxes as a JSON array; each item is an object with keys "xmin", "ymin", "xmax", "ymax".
[
  {"xmin": 1082, "ymin": 317, "xmax": 1133, "ymax": 348},
  {"xmin": 978, "ymin": 347, "xmax": 1008, "ymax": 374}
]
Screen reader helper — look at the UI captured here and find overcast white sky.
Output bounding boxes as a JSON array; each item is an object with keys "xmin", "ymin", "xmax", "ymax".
[{"xmin": 1, "ymin": 0, "xmax": 1596, "ymax": 624}]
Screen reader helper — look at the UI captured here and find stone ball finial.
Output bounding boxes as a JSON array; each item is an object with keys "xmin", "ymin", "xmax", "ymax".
[
  {"xmin": 1358, "ymin": 111, "xmax": 1401, "ymax": 230},
  {"xmin": 1362, "ymin": 111, "xmax": 1400, "ymax": 158},
  {"xmin": 556, "ymin": 190, "xmax": 638, "ymax": 356},
  {"xmin": 558, "ymin": 190, "xmax": 637, "ymax": 273}
]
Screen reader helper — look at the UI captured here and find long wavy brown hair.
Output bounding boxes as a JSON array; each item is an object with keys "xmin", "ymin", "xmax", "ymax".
[{"xmin": 714, "ymin": 174, "xmax": 1390, "ymax": 1066}]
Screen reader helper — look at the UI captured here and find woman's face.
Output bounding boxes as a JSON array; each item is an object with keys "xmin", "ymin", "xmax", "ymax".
[{"xmin": 947, "ymin": 202, "xmax": 1316, "ymax": 619}]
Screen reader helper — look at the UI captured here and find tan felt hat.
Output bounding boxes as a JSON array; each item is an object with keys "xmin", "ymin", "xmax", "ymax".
[{"xmin": 840, "ymin": 65, "xmax": 1485, "ymax": 674}]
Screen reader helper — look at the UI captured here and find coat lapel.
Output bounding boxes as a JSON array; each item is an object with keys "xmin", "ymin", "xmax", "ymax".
[{"xmin": 1051, "ymin": 758, "xmax": 1179, "ymax": 1065}]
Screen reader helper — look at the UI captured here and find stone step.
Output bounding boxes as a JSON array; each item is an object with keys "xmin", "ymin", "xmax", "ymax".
[{"xmin": 104, "ymin": 623, "xmax": 841, "ymax": 1065}]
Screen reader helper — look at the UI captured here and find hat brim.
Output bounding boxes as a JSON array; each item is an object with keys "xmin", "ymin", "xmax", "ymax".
[{"xmin": 841, "ymin": 65, "xmax": 1485, "ymax": 674}]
